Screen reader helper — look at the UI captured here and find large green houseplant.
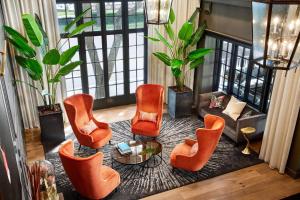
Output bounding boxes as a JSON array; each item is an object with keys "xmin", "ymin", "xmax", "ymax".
[
  {"xmin": 147, "ymin": 8, "xmax": 212, "ymax": 118},
  {"xmin": 4, "ymin": 9, "xmax": 95, "ymax": 143}
]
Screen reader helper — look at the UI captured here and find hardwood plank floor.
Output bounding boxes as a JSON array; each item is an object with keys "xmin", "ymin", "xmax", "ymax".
[{"xmin": 25, "ymin": 104, "xmax": 300, "ymax": 199}]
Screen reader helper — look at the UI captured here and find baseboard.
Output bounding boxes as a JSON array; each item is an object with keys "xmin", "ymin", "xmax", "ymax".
[{"xmin": 286, "ymin": 167, "xmax": 300, "ymax": 179}]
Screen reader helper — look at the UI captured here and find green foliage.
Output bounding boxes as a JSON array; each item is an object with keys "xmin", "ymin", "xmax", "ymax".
[
  {"xmin": 59, "ymin": 46, "xmax": 79, "ymax": 65},
  {"xmin": 43, "ymin": 49, "xmax": 60, "ymax": 65},
  {"xmin": 4, "ymin": 9, "xmax": 94, "ymax": 107},
  {"xmin": 22, "ymin": 14, "xmax": 44, "ymax": 47},
  {"xmin": 146, "ymin": 8, "xmax": 212, "ymax": 91}
]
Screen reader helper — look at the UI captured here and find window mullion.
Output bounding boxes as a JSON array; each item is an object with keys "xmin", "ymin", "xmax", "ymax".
[
  {"xmin": 123, "ymin": 0, "xmax": 130, "ymax": 96},
  {"xmin": 228, "ymin": 44, "xmax": 237, "ymax": 95}
]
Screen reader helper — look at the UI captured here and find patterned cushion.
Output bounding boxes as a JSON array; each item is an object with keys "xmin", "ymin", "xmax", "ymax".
[
  {"xmin": 209, "ymin": 95, "xmax": 225, "ymax": 108},
  {"xmin": 80, "ymin": 120, "xmax": 98, "ymax": 134},
  {"xmin": 139, "ymin": 111, "xmax": 157, "ymax": 123}
]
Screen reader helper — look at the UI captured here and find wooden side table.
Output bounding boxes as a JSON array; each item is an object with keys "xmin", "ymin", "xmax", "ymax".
[{"xmin": 241, "ymin": 127, "xmax": 256, "ymax": 155}]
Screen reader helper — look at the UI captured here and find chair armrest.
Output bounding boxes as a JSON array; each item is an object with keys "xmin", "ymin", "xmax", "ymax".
[
  {"xmin": 237, "ymin": 114, "xmax": 267, "ymax": 135},
  {"xmin": 156, "ymin": 114, "xmax": 163, "ymax": 128},
  {"xmin": 92, "ymin": 116, "xmax": 109, "ymax": 129},
  {"xmin": 184, "ymin": 138, "xmax": 197, "ymax": 146}
]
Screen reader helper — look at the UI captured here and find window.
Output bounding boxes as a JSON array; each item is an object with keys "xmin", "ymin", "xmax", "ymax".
[
  {"xmin": 56, "ymin": 0, "xmax": 147, "ymax": 109},
  {"xmin": 212, "ymin": 35, "xmax": 275, "ymax": 113}
]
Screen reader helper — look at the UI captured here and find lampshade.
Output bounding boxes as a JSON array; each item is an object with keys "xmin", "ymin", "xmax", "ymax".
[
  {"xmin": 252, "ymin": 0, "xmax": 300, "ymax": 70},
  {"xmin": 144, "ymin": 0, "xmax": 173, "ymax": 24}
]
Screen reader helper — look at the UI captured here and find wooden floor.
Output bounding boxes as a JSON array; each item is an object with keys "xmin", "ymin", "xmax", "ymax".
[{"xmin": 25, "ymin": 104, "xmax": 300, "ymax": 200}]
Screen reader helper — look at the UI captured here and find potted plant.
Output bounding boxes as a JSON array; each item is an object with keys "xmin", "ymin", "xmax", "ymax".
[
  {"xmin": 4, "ymin": 9, "xmax": 95, "ymax": 144},
  {"xmin": 146, "ymin": 9, "xmax": 212, "ymax": 118}
]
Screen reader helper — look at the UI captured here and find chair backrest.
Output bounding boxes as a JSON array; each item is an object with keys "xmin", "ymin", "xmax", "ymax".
[
  {"xmin": 64, "ymin": 94, "xmax": 93, "ymax": 137},
  {"xmin": 136, "ymin": 84, "xmax": 164, "ymax": 114},
  {"xmin": 194, "ymin": 114, "xmax": 225, "ymax": 170},
  {"xmin": 59, "ymin": 140, "xmax": 103, "ymax": 199}
]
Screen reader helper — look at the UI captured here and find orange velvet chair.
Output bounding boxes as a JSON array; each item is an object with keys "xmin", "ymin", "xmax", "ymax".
[
  {"xmin": 59, "ymin": 140, "xmax": 120, "ymax": 199},
  {"xmin": 170, "ymin": 114, "xmax": 225, "ymax": 172},
  {"xmin": 64, "ymin": 94, "xmax": 112, "ymax": 151},
  {"xmin": 131, "ymin": 84, "xmax": 164, "ymax": 139}
]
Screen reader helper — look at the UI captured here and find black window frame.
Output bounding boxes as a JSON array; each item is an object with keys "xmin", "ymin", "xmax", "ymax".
[
  {"xmin": 209, "ymin": 31, "xmax": 275, "ymax": 113},
  {"xmin": 56, "ymin": 0, "xmax": 148, "ymax": 109}
]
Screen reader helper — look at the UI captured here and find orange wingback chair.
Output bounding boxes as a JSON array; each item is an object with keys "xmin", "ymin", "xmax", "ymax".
[
  {"xmin": 131, "ymin": 84, "xmax": 164, "ymax": 139},
  {"xmin": 170, "ymin": 114, "xmax": 225, "ymax": 171},
  {"xmin": 59, "ymin": 140, "xmax": 120, "ymax": 199},
  {"xmin": 64, "ymin": 94, "xmax": 112, "ymax": 150}
]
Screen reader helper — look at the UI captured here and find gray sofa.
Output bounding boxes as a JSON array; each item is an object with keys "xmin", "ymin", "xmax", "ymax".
[{"xmin": 198, "ymin": 91, "xmax": 266, "ymax": 143}]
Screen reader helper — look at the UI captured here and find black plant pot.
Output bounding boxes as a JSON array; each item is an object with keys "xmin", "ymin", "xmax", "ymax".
[
  {"xmin": 168, "ymin": 86, "xmax": 193, "ymax": 118},
  {"xmin": 38, "ymin": 104, "xmax": 65, "ymax": 145}
]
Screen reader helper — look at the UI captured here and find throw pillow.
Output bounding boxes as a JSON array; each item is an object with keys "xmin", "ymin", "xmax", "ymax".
[
  {"xmin": 80, "ymin": 120, "xmax": 98, "ymax": 134},
  {"xmin": 241, "ymin": 110, "xmax": 252, "ymax": 118},
  {"xmin": 190, "ymin": 143, "xmax": 198, "ymax": 155},
  {"xmin": 209, "ymin": 95, "xmax": 225, "ymax": 108},
  {"xmin": 139, "ymin": 111, "xmax": 157, "ymax": 123},
  {"xmin": 222, "ymin": 96, "xmax": 247, "ymax": 121}
]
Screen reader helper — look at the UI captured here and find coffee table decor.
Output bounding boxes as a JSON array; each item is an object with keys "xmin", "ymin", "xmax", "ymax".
[
  {"xmin": 46, "ymin": 114, "xmax": 262, "ymax": 200},
  {"xmin": 111, "ymin": 140, "xmax": 162, "ymax": 168}
]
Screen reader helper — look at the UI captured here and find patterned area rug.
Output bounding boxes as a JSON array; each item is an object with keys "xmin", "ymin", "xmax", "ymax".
[{"xmin": 45, "ymin": 114, "xmax": 262, "ymax": 200}]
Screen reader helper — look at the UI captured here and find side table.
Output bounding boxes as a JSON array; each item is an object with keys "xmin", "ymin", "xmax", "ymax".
[{"xmin": 241, "ymin": 127, "xmax": 256, "ymax": 155}]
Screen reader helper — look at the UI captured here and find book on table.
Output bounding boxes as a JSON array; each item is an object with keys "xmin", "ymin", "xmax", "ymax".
[{"xmin": 117, "ymin": 142, "xmax": 132, "ymax": 155}]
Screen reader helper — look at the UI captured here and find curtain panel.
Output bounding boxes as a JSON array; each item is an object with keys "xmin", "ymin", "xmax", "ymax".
[
  {"xmin": 259, "ymin": 69, "xmax": 300, "ymax": 173},
  {"xmin": 147, "ymin": 0, "xmax": 200, "ymax": 102},
  {"xmin": 2, "ymin": 0, "xmax": 63, "ymax": 129}
]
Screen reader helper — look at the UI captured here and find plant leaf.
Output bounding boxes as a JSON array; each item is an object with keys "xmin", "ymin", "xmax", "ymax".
[
  {"xmin": 43, "ymin": 49, "xmax": 60, "ymax": 65},
  {"xmin": 64, "ymin": 8, "xmax": 91, "ymax": 32},
  {"xmin": 49, "ymin": 76, "xmax": 61, "ymax": 83},
  {"xmin": 169, "ymin": 8, "xmax": 175, "ymax": 24},
  {"xmin": 56, "ymin": 61, "xmax": 83, "ymax": 77},
  {"xmin": 144, "ymin": 36, "xmax": 160, "ymax": 42},
  {"xmin": 7, "ymin": 38, "xmax": 36, "ymax": 58},
  {"xmin": 68, "ymin": 21, "xmax": 96, "ymax": 37},
  {"xmin": 155, "ymin": 28, "xmax": 172, "ymax": 49},
  {"xmin": 22, "ymin": 14, "xmax": 44, "ymax": 47},
  {"xmin": 171, "ymin": 59, "xmax": 184, "ymax": 67},
  {"xmin": 171, "ymin": 67, "xmax": 181, "ymax": 78},
  {"xmin": 59, "ymin": 45, "xmax": 79, "ymax": 65},
  {"xmin": 178, "ymin": 22, "xmax": 193, "ymax": 41},
  {"xmin": 189, "ymin": 57, "xmax": 204, "ymax": 69},
  {"xmin": 188, "ymin": 22, "xmax": 206, "ymax": 47},
  {"xmin": 164, "ymin": 23, "xmax": 175, "ymax": 41},
  {"xmin": 188, "ymin": 48, "xmax": 212, "ymax": 61},
  {"xmin": 16, "ymin": 56, "xmax": 43, "ymax": 80},
  {"xmin": 35, "ymin": 14, "xmax": 49, "ymax": 46},
  {"xmin": 3, "ymin": 26, "xmax": 28, "ymax": 43},
  {"xmin": 153, "ymin": 52, "xmax": 171, "ymax": 66}
]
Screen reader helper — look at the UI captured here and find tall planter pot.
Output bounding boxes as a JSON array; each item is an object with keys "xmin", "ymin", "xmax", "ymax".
[
  {"xmin": 168, "ymin": 86, "xmax": 193, "ymax": 118},
  {"xmin": 38, "ymin": 104, "xmax": 65, "ymax": 145}
]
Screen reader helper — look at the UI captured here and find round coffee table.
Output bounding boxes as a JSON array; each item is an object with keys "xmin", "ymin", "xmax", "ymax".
[{"xmin": 111, "ymin": 140, "xmax": 162, "ymax": 168}]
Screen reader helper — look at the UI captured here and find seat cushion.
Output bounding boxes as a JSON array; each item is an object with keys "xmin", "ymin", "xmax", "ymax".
[
  {"xmin": 131, "ymin": 120, "xmax": 159, "ymax": 136},
  {"xmin": 170, "ymin": 143, "xmax": 192, "ymax": 163}
]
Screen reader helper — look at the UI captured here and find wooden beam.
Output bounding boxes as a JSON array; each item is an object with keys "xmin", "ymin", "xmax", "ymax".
[{"xmin": 203, "ymin": 0, "xmax": 251, "ymax": 8}]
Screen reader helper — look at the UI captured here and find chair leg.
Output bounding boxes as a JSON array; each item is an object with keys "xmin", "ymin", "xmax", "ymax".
[
  {"xmin": 133, "ymin": 134, "xmax": 136, "ymax": 140},
  {"xmin": 109, "ymin": 140, "xmax": 112, "ymax": 144},
  {"xmin": 78, "ymin": 144, "xmax": 81, "ymax": 151},
  {"xmin": 95, "ymin": 149, "xmax": 99, "ymax": 153}
]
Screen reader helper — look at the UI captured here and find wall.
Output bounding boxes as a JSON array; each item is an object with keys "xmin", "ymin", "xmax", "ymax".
[{"xmin": 0, "ymin": 3, "xmax": 31, "ymax": 199}]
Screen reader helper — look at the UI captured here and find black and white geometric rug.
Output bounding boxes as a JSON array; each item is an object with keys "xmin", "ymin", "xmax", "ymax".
[{"xmin": 45, "ymin": 114, "xmax": 262, "ymax": 200}]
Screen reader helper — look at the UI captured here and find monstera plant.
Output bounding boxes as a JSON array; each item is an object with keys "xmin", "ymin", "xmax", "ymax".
[
  {"xmin": 147, "ymin": 8, "xmax": 212, "ymax": 118},
  {"xmin": 4, "ymin": 9, "xmax": 95, "ymax": 143}
]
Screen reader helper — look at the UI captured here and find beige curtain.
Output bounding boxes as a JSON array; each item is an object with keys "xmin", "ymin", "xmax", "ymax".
[
  {"xmin": 2, "ymin": 0, "xmax": 62, "ymax": 129},
  {"xmin": 147, "ymin": 0, "xmax": 200, "ymax": 102},
  {"xmin": 259, "ymin": 69, "xmax": 300, "ymax": 173}
]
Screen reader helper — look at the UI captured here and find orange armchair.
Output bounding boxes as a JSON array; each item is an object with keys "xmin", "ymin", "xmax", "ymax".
[
  {"xmin": 131, "ymin": 84, "xmax": 164, "ymax": 139},
  {"xmin": 59, "ymin": 140, "xmax": 120, "ymax": 199},
  {"xmin": 170, "ymin": 114, "xmax": 225, "ymax": 171},
  {"xmin": 64, "ymin": 94, "xmax": 112, "ymax": 150}
]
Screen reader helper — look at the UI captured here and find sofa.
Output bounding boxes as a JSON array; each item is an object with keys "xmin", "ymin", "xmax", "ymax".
[{"xmin": 197, "ymin": 91, "xmax": 266, "ymax": 144}]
